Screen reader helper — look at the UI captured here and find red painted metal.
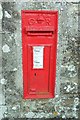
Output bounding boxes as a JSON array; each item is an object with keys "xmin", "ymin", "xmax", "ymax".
[{"xmin": 21, "ymin": 10, "xmax": 58, "ymax": 99}]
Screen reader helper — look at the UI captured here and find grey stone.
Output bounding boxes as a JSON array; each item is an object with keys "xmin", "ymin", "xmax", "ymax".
[
  {"xmin": 2, "ymin": 44, "xmax": 10, "ymax": 53},
  {"xmin": 0, "ymin": 106, "xmax": 7, "ymax": 119},
  {"xmin": 25, "ymin": 112, "xmax": 35, "ymax": 118},
  {"xmin": 1, "ymin": 1, "xmax": 79, "ymax": 119},
  {"xmin": 5, "ymin": 11, "xmax": 11, "ymax": 18},
  {"xmin": 2, "ymin": 18, "xmax": 16, "ymax": 32},
  {"xmin": 0, "ymin": 3, "xmax": 3, "ymax": 19}
]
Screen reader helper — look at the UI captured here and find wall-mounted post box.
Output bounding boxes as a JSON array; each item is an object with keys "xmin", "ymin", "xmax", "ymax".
[{"xmin": 22, "ymin": 10, "xmax": 58, "ymax": 99}]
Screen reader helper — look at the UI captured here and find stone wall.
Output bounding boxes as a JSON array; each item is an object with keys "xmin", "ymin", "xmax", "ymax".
[{"xmin": 0, "ymin": 1, "xmax": 79, "ymax": 119}]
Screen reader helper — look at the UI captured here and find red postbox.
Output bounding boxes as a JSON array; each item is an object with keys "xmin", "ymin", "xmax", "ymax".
[{"xmin": 22, "ymin": 10, "xmax": 58, "ymax": 99}]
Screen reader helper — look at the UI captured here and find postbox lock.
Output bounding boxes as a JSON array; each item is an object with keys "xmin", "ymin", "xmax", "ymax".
[{"xmin": 34, "ymin": 73, "xmax": 36, "ymax": 76}]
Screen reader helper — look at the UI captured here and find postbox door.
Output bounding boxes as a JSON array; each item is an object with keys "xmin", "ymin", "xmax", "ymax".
[
  {"xmin": 27, "ymin": 45, "xmax": 51, "ymax": 96},
  {"xmin": 22, "ymin": 10, "xmax": 58, "ymax": 99}
]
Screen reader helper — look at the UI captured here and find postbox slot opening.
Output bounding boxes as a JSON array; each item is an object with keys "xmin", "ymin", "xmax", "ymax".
[{"xmin": 27, "ymin": 31, "xmax": 53, "ymax": 36}]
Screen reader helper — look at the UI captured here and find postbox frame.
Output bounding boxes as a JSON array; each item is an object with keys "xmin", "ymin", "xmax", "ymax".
[{"xmin": 22, "ymin": 10, "xmax": 58, "ymax": 99}]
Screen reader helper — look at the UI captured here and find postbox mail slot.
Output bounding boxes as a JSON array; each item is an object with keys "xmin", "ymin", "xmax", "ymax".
[{"xmin": 27, "ymin": 31, "xmax": 53, "ymax": 36}]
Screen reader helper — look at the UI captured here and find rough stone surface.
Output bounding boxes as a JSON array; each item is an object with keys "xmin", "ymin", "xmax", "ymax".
[{"xmin": 0, "ymin": 1, "xmax": 79, "ymax": 119}]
